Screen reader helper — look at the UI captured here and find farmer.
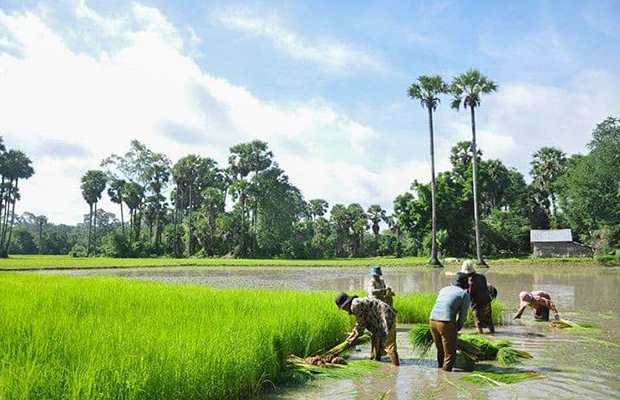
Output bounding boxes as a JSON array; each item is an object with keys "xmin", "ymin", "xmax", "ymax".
[
  {"xmin": 513, "ymin": 291, "xmax": 560, "ymax": 321},
  {"xmin": 335, "ymin": 292, "xmax": 400, "ymax": 366},
  {"xmin": 366, "ymin": 266, "xmax": 394, "ymax": 305},
  {"xmin": 428, "ymin": 273, "xmax": 470, "ymax": 371},
  {"xmin": 460, "ymin": 260, "xmax": 494, "ymax": 334}
]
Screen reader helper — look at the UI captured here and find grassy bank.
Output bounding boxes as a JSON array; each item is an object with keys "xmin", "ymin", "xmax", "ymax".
[
  {"xmin": 0, "ymin": 274, "xmax": 502, "ymax": 399},
  {"xmin": 1, "ymin": 254, "xmax": 618, "ymax": 270},
  {"xmin": 0, "ymin": 274, "xmax": 352, "ymax": 400}
]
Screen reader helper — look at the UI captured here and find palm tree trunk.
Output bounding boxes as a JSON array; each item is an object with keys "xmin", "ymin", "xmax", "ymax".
[
  {"xmin": 87, "ymin": 203, "xmax": 93, "ymax": 256},
  {"xmin": 470, "ymin": 106, "xmax": 487, "ymax": 267},
  {"xmin": 428, "ymin": 106, "xmax": 442, "ymax": 267},
  {"xmin": 188, "ymin": 183, "xmax": 193, "ymax": 257},
  {"xmin": 119, "ymin": 195, "xmax": 125, "ymax": 235},
  {"xmin": 93, "ymin": 202, "xmax": 98, "ymax": 253},
  {"xmin": 6, "ymin": 179, "xmax": 19, "ymax": 254}
]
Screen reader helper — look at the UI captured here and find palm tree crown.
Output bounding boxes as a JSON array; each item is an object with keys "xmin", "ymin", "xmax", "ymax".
[
  {"xmin": 450, "ymin": 69, "xmax": 498, "ymax": 110},
  {"xmin": 408, "ymin": 75, "xmax": 449, "ymax": 110}
]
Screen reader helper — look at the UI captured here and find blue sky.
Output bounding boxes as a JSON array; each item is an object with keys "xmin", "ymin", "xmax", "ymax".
[{"xmin": 0, "ymin": 0, "xmax": 618, "ymax": 223}]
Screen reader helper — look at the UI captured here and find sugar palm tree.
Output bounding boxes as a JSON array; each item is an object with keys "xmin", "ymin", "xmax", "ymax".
[
  {"xmin": 80, "ymin": 170, "xmax": 107, "ymax": 256},
  {"xmin": 530, "ymin": 147, "xmax": 567, "ymax": 219},
  {"xmin": 408, "ymin": 75, "xmax": 449, "ymax": 267},
  {"xmin": 450, "ymin": 69, "xmax": 498, "ymax": 267}
]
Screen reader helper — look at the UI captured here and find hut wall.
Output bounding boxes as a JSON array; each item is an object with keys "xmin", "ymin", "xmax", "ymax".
[{"xmin": 532, "ymin": 242, "xmax": 594, "ymax": 258}]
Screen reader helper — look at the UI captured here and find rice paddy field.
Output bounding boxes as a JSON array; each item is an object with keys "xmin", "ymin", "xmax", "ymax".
[
  {"xmin": 1, "ymin": 254, "xmax": 618, "ymax": 270},
  {"xmin": 0, "ymin": 273, "xmax": 500, "ymax": 399},
  {"xmin": 2, "ymin": 262, "xmax": 620, "ymax": 399}
]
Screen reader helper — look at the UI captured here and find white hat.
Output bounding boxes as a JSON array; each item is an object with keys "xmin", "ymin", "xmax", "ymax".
[{"xmin": 460, "ymin": 260, "xmax": 475, "ymax": 274}]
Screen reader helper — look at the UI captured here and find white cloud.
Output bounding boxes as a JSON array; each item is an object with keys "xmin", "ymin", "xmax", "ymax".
[
  {"xmin": 437, "ymin": 70, "xmax": 620, "ymax": 173},
  {"xmin": 0, "ymin": 3, "xmax": 391, "ymax": 224},
  {"xmin": 215, "ymin": 5, "xmax": 386, "ymax": 74}
]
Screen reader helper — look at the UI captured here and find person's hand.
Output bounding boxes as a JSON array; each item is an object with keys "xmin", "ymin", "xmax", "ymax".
[
  {"xmin": 554, "ymin": 314, "xmax": 560, "ymax": 320},
  {"xmin": 512, "ymin": 314, "xmax": 520, "ymax": 320}
]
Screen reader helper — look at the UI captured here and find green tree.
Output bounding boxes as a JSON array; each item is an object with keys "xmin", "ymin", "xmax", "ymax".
[
  {"xmin": 367, "ymin": 204, "xmax": 387, "ymax": 246},
  {"xmin": 530, "ymin": 146, "xmax": 567, "ymax": 221},
  {"xmin": 34, "ymin": 215, "xmax": 48, "ymax": 252},
  {"xmin": 0, "ymin": 149, "xmax": 35, "ymax": 256},
  {"xmin": 308, "ymin": 199, "xmax": 329, "ymax": 220},
  {"xmin": 107, "ymin": 178, "xmax": 126, "ymax": 233},
  {"xmin": 80, "ymin": 170, "xmax": 107, "ymax": 256},
  {"xmin": 408, "ymin": 74, "xmax": 449, "ymax": 266},
  {"xmin": 450, "ymin": 69, "xmax": 498, "ymax": 266}
]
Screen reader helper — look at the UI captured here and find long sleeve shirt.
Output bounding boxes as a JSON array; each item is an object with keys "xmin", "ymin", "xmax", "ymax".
[
  {"xmin": 468, "ymin": 273, "xmax": 491, "ymax": 311},
  {"xmin": 514, "ymin": 291, "xmax": 559, "ymax": 319},
  {"xmin": 349, "ymin": 297, "xmax": 397, "ymax": 339},
  {"xmin": 429, "ymin": 285, "xmax": 470, "ymax": 331},
  {"xmin": 367, "ymin": 278, "xmax": 388, "ymax": 302}
]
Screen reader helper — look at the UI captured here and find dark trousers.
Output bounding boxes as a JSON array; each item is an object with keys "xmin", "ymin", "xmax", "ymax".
[{"xmin": 429, "ymin": 319, "xmax": 457, "ymax": 371}]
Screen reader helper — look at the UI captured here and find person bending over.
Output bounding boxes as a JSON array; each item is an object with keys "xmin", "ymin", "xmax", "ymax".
[
  {"xmin": 428, "ymin": 273, "xmax": 470, "ymax": 371},
  {"xmin": 335, "ymin": 292, "xmax": 399, "ymax": 366}
]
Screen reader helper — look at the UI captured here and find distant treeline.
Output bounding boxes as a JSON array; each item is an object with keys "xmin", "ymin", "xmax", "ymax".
[{"xmin": 9, "ymin": 116, "xmax": 620, "ymax": 259}]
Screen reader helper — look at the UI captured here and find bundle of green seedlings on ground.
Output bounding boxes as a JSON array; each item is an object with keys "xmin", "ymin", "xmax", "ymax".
[
  {"xmin": 321, "ymin": 332, "xmax": 371, "ymax": 358},
  {"xmin": 461, "ymin": 370, "xmax": 545, "ymax": 386},
  {"xmin": 409, "ymin": 325, "xmax": 533, "ymax": 366},
  {"xmin": 408, "ymin": 324, "xmax": 481, "ymax": 363},
  {"xmin": 550, "ymin": 318, "xmax": 596, "ymax": 330}
]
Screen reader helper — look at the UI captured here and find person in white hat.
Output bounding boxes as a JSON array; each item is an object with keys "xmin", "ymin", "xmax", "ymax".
[{"xmin": 460, "ymin": 260, "xmax": 494, "ymax": 334}]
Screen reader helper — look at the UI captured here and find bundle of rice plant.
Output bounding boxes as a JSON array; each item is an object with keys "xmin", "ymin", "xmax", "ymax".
[
  {"xmin": 496, "ymin": 347, "xmax": 533, "ymax": 366},
  {"xmin": 459, "ymin": 335, "xmax": 498, "ymax": 360},
  {"xmin": 322, "ymin": 333, "xmax": 371, "ymax": 358},
  {"xmin": 408, "ymin": 324, "xmax": 434, "ymax": 356}
]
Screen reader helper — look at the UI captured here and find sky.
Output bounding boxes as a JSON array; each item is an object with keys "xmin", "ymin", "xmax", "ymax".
[{"xmin": 0, "ymin": 0, "xmax": 618, "ymax": 224}]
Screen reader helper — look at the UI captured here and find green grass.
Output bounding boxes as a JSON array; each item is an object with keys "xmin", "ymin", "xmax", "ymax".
[
  {"xmin": 0, "ymin": 254, "xmax": 617, "ymax": 271},
  {"xmin": 0, "ymin": 274, "xmax": 355, "ymax": 400}
]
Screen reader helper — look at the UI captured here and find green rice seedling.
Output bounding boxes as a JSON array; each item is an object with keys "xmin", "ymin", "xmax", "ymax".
[
  {"xmin": 459, "ymin": 335, "xmax": 498, "ymax": 360},
  {"xmin": 408, "ymin": 324, "xmax": 435, "ymax": 355},
  {"xmin": 393, "ymin": 294, "xmax": 503, "ymax": 326},
  {"xmin": 0, "ymin": 274, "xmax": 355, "ymax": 400},
  {"xmin": 461, "ymin": 371, "xmax": 545, "ymax": 386},
  {"xmin": 496, "ymin": 348, "xmax": 533, "ymax": 366}
]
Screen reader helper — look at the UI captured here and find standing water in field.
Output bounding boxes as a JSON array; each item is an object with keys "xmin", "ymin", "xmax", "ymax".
[{"xmin": 38, "ymin": 265, "xmax": 620, "ymax": 399}]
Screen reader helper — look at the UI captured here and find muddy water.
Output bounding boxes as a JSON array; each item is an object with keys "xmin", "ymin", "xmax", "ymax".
[{"xmin": 40, "ymin": 265, "xmax": 620, "ymax": 399}]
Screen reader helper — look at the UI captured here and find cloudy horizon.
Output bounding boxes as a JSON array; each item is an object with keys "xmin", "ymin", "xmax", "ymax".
[{"xmin": 0, "ymin": 0, "xmax": 618, "ymax": 224}]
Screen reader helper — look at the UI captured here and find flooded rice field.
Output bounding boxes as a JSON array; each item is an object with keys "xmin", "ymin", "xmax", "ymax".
[{"xmin": 39, "ymin": 265, "xmax": 620, "ymax": 399}]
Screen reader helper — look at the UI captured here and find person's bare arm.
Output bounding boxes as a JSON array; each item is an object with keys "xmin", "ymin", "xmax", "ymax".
[
  {"xmin": 544, "ymin": 299, "xmax": 560, "ymax": 319},
  {"xmin": 513, "ymin": 304, "xmax": 527, "ymax": 319}
]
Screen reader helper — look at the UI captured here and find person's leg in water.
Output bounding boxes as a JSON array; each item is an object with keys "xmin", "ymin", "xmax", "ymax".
[
  {"xmin": 430, "ymin": 320, "xmax": 444, "ymax": 368},
  {"xmin": 384, "ymin": 322, "xmax": 399, "ymax": 366}
]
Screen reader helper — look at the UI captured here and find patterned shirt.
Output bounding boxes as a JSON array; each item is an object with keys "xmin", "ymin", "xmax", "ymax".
[
  {"xmin": 367, "ymin": 278, "xmax": 387, "ymax": 302},
  {"xmin": 350, "ymin": 297, "xmax": 397, "ymax": 339}
]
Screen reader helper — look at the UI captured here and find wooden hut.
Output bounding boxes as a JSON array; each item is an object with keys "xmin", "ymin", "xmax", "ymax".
[{"xmin": 530, "ymin": 229, "xmax": 594, "ymax": 258}]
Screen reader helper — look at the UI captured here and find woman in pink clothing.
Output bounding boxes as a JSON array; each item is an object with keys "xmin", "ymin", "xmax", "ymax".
[{"xmin": 513, "ymin": 291, "xmax": 560, "ymax": 321}]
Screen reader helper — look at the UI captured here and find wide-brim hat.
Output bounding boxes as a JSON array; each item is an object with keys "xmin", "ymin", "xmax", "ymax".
[
  {"xmin": 452, "ymin": 272, "xmax": 470, "ymax": 289},
  {"xmin": 460, "ymin": 260, "xmax": 475, "ymax": 274},
  {"xmin": 335, "ymin": 292, "xmax": 357, "ymax": 309},
  {"xmin": 371, "ymin": 266, "xmax": 383, "ymax": 276}
]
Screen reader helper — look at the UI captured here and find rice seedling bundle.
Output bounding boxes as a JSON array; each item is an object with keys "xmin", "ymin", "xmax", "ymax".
[
  {"xmin": 550, "ymin": 318, "xmax": 596, "ymax": 331},
  {"xmin": 408, "ymin": 325, "xmax": 532, "ymax": 366},
  {"xmin": 461, "ymin": 371, "xmax": 545, "ymax": 386}
]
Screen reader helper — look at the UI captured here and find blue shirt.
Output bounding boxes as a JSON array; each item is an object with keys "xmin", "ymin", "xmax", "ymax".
[{"xmin": 429, "ymin": 285, "xmax": 470, "ymax": 330}]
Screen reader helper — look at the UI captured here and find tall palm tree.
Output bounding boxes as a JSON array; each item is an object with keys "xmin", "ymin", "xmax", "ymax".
[
  {"xmin": 308, "ymin": 199, "xmax": 329, "ymax": 220},
  {"xmin": 367, "ymin": 204, "xmax": 387, "ymax": 246},
  {"xmin": 80, "ymin": 170, "xmax": 107, "ymax": 256},
  {"xmin": 450, "ymin": 69, "xmax": 498, "ymax": 267},
  {"xmin": 530, "ymin": 147, "xmax": 567, "ymax": 220},
  {"xmin": 408, "ymin": 75, "xmax": 449, "ymax": 267}
]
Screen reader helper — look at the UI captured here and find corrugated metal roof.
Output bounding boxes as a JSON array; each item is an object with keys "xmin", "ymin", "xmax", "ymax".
[{"xmin": 530, "ymin": 229, "xmax": 572, "ymax": 243}]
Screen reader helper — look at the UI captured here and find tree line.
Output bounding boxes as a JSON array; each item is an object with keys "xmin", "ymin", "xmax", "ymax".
[{"xmin": 6, "ymin": 70, "xmax": 620, "ymax": 261}]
